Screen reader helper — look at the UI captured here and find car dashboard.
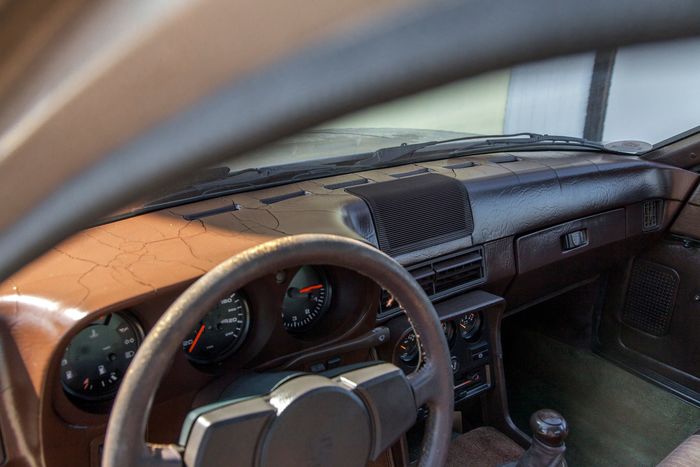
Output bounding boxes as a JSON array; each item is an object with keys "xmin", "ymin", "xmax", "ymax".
[{"xmin": 0, "ymin": 150, "xmax": 696, "ymax": 466}]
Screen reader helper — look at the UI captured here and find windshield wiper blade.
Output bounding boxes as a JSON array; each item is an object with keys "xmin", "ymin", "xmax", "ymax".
[
  {"xmin": 418, "ymin": 132, "xmax": 608, "ymax": 155},
  {"xmin": 346, "ymin": 133, "xmax": 610, "ymax": 169}
]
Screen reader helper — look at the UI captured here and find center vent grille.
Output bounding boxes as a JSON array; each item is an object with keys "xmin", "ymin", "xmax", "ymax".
[{"xmin": 380, "ymin": 247, "xmax": 485, "ymax": 316}]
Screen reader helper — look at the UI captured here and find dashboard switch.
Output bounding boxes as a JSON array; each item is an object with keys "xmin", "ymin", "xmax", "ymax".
[{"xmin": 561, "ymin": 229, "xmax": 588, "ymax": 251}]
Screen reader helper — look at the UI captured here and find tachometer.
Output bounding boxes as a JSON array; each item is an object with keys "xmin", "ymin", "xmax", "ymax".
[
  {"xmin": 282, "ymin": 266, "xmax": 331, "ymax": 332},
  {"xmin": 60, "ymin": 313, "xmax": 142, "ymax": 401},
  {"xmin": 182, "ymin": 291, "xmax": 250, "ymax": 364}
]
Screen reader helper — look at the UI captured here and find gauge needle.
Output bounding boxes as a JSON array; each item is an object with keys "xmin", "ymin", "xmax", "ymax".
[
  {"xmin": 299, "ymin": 284, "xmax": 323, "ymax": 294},
  {"xmin": 189, "ymin": 324, "xmax": 206, "ymax": 353}
]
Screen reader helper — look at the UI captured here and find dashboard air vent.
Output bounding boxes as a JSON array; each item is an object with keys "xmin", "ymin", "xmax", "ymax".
[
  {"xmin": 443, "ymin": 161, "xmax": 477, "ymax": 169},
  {"xmin": 488, "ymin": 154, "xmax": 519, "ymax": 163},
  {"xmin": 324, "ymin": 178, "xmax": 369, "ymax": 190},
  {"xmin": 434, "ymin": 250, "xmax": 484, "ymax": 294},
  {"xmin": 379, "ymin": 247, "xmax": 486, "ymax": 316},
  {"xmin": 642, "ymin": 199, "xmax": 663, "ymax": 231},
  {"xmin": 260, "ymin": 190, "xmax": 307, "ymax": 205},
  {"xmin": 390, "ymin": 167, "xmax": 431, "ymax": 178}
]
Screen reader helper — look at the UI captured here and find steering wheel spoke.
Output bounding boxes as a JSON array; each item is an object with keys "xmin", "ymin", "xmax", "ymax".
[
  {"xmin": 182, "ymin": 396, "xmax": 276, "ymax": 466},
  {"xmin": 337, "ymin": 363, "xmax": 418, "ymax": 459},
  {"xmin": 407, "ymin": 362, "xmax": 438, "ymax": 408}
]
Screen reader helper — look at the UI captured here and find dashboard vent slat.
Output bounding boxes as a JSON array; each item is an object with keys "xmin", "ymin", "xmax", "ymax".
[
  {"xmin": 379, "ymin": 246, "xmax": 486, "ymax": 316},
  {"xmin": 260, "ymin": 190, "xmax": 308, "ymax": 205},
  {"xmin": 390, "ymin": 167, "xmax": 431, "ymax": 178},
  {"xmin": 443, "ymin": 161, "xmax": 477, "ymax": 169},
  {"xmin": 642, "ymin": 199, "xmax": 663, "ymax": 231},
  {"xmin": 324, "ymin": 178, "xmax": 369, "ymax": 190},
  {"xmin": 182, "ymin": 202, "xmax": 241, "ymax": 220}
]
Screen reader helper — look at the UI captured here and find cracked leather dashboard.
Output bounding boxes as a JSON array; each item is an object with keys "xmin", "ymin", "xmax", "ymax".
[{"xmin": 0, "ymin": 150, "xmax": 697, "ymax": 467}]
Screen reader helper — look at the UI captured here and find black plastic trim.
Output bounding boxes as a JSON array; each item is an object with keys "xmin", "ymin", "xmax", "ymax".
[
  {"xmin": 324, "ymin": 178, "xmax": 369, "ymax": 190},
  {"xmin": 182, "ymin": 202, "xmax": 241, "ymax": 220},
  {"xmin": 390, "ymin": 167, "xmax": 431, "ymax": 178},
  {"xmin": 260, "ymin": 190, "xmax": 307, "ymax": 205}
]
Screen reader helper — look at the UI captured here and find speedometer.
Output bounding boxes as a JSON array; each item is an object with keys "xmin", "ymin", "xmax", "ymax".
[
  {"xmin": 182, "ymin": 291, "xmax": 250, "ymax": 364},
  {"xmin": 282, "ymin": 266, "xmax": 331, "ymax": 332}
]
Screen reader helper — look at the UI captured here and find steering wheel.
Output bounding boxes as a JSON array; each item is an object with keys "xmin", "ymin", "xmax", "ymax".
[{"xmin": 103, "ymin": 234, "xmax": 454, "ymax": 467}]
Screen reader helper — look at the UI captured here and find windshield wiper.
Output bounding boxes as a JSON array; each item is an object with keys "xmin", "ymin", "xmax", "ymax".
[
  {"xmin": 133, "ymin": 132, "xmax": 614, "ymax": 217},
  {"xmin": 390, "ymin": 132, "xmax": 610, "ymax": 160},
  {"xmin": 340, "ymin": 132, "xmax": 615, "ymax": 170}
]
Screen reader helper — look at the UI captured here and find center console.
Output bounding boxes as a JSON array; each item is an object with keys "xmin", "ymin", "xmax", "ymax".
[
  {"xmin": 381, "ymin": 290, "xmax": 504, "ymax": 404},
  {"xmin": 379, "ymin": 290, "xmax": 513, "ymax": 463}
]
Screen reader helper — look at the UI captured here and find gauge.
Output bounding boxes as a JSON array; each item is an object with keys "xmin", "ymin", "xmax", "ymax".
[
  {"xmin": 396, "ymin": 330, "xmax": 420, "ymax": 367},
  {"xmin": 60, "ymin": 313, "xmax": 142, "ymax": 401},
  {"xmin": 182, "ymin": 291, "xmax": 250, "ymax": 364},
  {"xmin": 282, "ymin": 266, "xmax": 331, "ymax": 332},
  {"xmin": 458, "ymin": 311, "xmax": 482, "ymax": 340}
]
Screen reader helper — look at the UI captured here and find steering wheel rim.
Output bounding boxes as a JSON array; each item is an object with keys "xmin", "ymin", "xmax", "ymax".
[{"xmin": 103, "ymin": 234, "xmax": 454, "ymax": 466}]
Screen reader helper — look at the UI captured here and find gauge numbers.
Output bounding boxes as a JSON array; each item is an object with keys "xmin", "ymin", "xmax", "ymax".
[
  {"xmin": 182, "ymin": 291, "xmax": 250, "ymax": 364},
  {"xmin": 282, "ymin": 266, "xmax": 332, "ymax": 332}
]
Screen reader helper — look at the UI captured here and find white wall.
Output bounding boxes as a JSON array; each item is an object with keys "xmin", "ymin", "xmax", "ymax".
[
  {"xmin": 604, "ymin": 38, "xmax": 700, "ymax": 143},
  {"xmin": 504, "ymin": 53, "xmax": 594, "ymax": 137}
]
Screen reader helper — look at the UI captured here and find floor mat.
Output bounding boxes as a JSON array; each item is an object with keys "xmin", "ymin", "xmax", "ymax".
[
  {"xmin": 446, "ymin": 426, "xmax": 524, "ymax": 467},
  {"xmin": 505, "ymin": 330, "xmax": 700, "ymax": 467}
]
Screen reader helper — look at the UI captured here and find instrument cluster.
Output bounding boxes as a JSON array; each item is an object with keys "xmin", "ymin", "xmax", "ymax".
[{"xmin": 59, "ymin": 265, "xmax": 337, "ymax": 405}]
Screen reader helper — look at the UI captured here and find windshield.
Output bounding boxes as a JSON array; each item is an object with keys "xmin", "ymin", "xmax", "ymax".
[
  {"xmin": 233, "ymin": 37, "xmax": 700, "ymax": 172},
  {"xmin": 121, "ymin": 38, "xmax": 700, "ymax": 220}
]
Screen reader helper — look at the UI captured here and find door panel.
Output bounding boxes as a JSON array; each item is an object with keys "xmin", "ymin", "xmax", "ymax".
[{"xmin": 596, "ymin": 194, "xmax": 700, "ymax": 403}]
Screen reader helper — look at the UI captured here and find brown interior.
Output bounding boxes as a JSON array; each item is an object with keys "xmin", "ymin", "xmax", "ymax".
[{"xmin": 1, "ymin": 149, "xmax": 699, "ymax": 466}]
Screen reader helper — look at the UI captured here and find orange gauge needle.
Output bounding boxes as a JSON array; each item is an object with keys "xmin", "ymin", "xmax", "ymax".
[
  {"xmin": 299, "ymin": 284, "xmax": 323, "ymax": 294},
  {"xmin": 189, "ymin": 324, "xmax": 205, "ymax": 353}
]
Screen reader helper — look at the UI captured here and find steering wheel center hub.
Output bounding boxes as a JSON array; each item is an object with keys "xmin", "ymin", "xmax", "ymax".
[{"xmin": 260, "ymin": 375, "xmax": 372, "ymax": 466}]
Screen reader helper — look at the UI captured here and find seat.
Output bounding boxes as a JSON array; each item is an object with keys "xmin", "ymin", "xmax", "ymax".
[{"xmin": 658, "ymin": 431, "xmax": 700, "ymax": 467}]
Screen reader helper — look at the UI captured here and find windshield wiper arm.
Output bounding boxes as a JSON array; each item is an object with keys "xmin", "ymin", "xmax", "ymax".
[
  {"xmin": 345, "ymin": 132, "xmax": 611, "ymax": 169},
  {"xmin": 138, "ymin": 133, "xmax": 612, "ymax": 214},
  {"xmin": 414, "ymin": 132, "xmax": 610, "ymax": 156}
]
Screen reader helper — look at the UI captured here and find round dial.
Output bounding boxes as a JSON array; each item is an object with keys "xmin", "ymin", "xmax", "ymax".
[
  {"xmin": 282, "ymin": 266, "xmax": 331, "ymax": 332},
  {"xmin": 182, "ymin": 291, "xmax": 250, "ymax": 364},
  {"xmin": 458, "ymin": 311, "xmax": 482, "ymax": 340},
  {"xmin": 396, "ymin": 330, "xmax": 420, "ymax": 366},
  {"xmin": 60, "ymin": 313, "xmax": 142, "ymax": 401}
]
